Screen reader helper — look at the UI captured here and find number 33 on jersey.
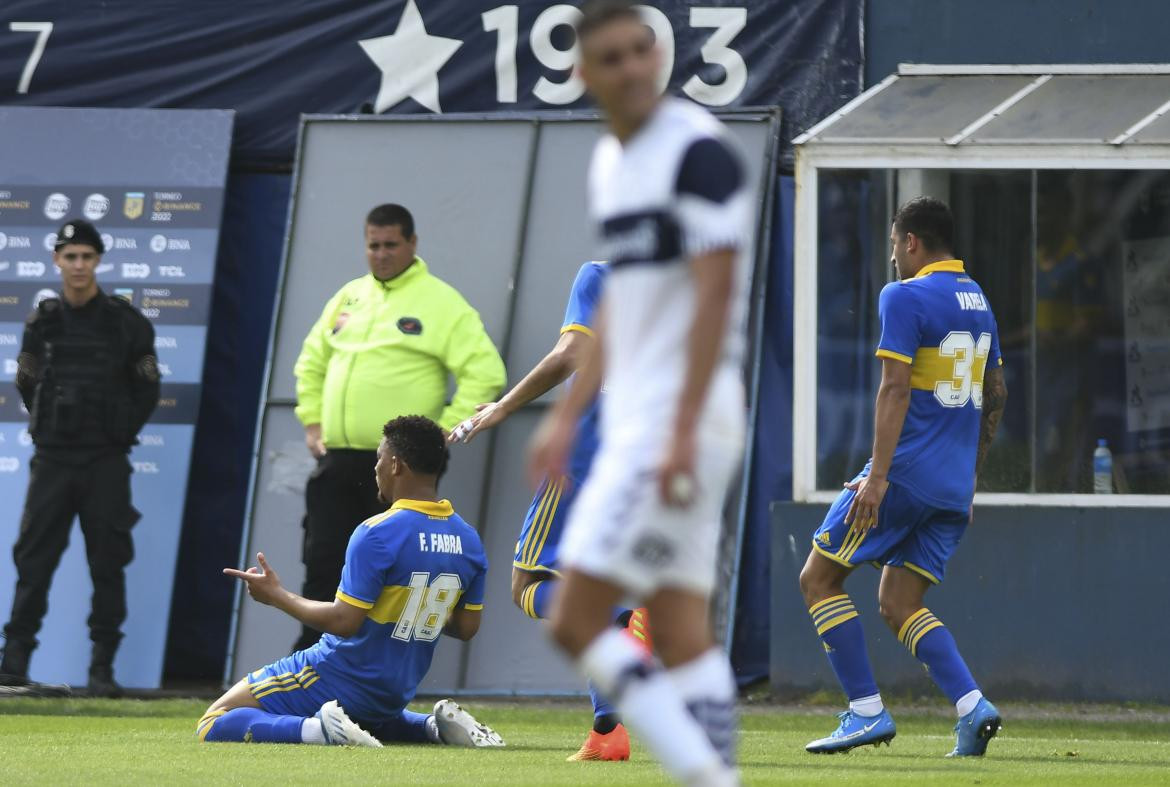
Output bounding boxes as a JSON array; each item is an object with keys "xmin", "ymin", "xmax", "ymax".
[{"xmin": 874, "ymin": 259, "xmax": 1003, "ymax": 510}]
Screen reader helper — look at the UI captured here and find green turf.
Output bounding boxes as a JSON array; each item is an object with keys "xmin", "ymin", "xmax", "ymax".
[{"xmin": 0, "ymin": 698, "xmax": 1168, "ymax": 785}]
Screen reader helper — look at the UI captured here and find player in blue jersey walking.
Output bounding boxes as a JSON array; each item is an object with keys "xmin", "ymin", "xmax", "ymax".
[
  {"xmin": 798, "ymin": 197, "xmax": 1009, "ymax": 757},
  {"xmin": 451, "ymin": 260, "xmax": 650, "ymax": 761},
  {"xmin": 198, "ymin": 416, "xmax": 503, "ymax": 748}
]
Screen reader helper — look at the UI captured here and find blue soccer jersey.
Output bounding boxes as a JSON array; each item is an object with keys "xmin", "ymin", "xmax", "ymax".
[
  {"xmin": 301, "ymin": 499, "xmax": 486, "ymax": 720},
  {"xmin": 513, "ymin": 262, "xmax": 607, "ymax": 576},
  {"xmin": 561, "ymin": 261, "xmax": 607, "ymax": 479},
  {"xmin": 872, "ymin": 259, "xmax": 1002, "ymax": 510}
]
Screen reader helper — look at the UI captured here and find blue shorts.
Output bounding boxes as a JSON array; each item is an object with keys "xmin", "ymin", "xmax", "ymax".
[
  {"xmin": 246, "ymin": 649, "xmax": 424, "ymax": 739},
  {"xmin": 811, "ymin": 479, "xmax": 968, "ymax": 584},
  {"xmin": 246, "ymin": 649, "xmax": 337, "ymax": 718},
  {"xmin": 513, "ymin": 475, "xmax": 580, "ymax": 574}
]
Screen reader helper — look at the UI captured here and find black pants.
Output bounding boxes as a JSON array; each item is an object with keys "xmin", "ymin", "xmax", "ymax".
[
  {"xmin": 3, "ymin": 451, "xmax": 139, "ymax": 651},
  {"xmin": 293, "ymin": 449, "xmax": 383, "ymax": 652}
]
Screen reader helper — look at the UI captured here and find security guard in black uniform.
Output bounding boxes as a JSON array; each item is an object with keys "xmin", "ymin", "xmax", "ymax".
[{"xmin": 0, "ymin": 219, "xmax": 159, "ymax": 696}]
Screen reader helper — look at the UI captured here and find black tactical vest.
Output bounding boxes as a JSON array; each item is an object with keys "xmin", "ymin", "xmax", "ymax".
[{"xmin": 31, "ymin": 296, "xmax": 134, "ymax": 448}]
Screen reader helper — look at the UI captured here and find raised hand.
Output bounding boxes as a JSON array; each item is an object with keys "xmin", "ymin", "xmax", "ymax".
[{"xmin": 224, "ymin": 552, "xmax": 286, "ymax": 606}]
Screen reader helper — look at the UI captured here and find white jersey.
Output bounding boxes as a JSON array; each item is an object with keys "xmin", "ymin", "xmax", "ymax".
[{"xmin": 588, "ymin": 98, "xmax": 751, "ymax": 443}]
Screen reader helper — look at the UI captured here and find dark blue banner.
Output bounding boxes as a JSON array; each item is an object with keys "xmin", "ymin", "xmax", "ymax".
[{"xmin": 0, "ymin": 1, "xmax": 861, "ymax": 167}]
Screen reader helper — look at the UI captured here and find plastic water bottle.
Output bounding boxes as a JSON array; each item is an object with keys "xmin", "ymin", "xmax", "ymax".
[{"xmin": 1093, "ymin": 439, "xmax": 1113, "ymax": 494}]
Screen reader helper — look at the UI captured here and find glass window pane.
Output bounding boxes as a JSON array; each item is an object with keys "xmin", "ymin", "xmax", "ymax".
[
  {"xmin": 1035, "ymin": 171, "xmax": 1170, "ymax": 494},
  {"xmin": 815, "ymin": 170, "xmax": 889, "ymax": 488},
  {"xmin": 949, "ymin": 171, "xmax": 1034, "ymax": 492},
  {"xmin": 815, "ymin": 169, "xmax": 1034, "ymax": 494}
]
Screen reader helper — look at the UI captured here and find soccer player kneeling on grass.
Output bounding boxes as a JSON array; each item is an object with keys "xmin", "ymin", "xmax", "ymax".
[{"xmin": 198, "ymin": 416, "xmax": 503, "ymax": 749}]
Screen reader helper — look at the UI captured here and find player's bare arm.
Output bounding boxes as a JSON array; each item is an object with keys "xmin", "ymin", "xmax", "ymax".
[
  {"xmin": 528, "ymin": 309, "xmax": 605, "ymax": 485},
  {"xmin": 974, "ymin": 366, "xmax": 1008, "ymax": 482},
  {"xmin": 453, "ymin": 329, "xmax": 592, "ymax": 444},
  {"xmin": 846, "ymin": 357, "xmax": 912, "ymax": 531},
  {"xmin": 443, "ymin": 606, "xmax": 482, "ymax": 641},
  {"xmin": 225, "ymin": 552, "xmax": 367, "ymax": 638},
  {"xmin": 660, "ymin": 247, "xmax": 736, "ymax": 506}
]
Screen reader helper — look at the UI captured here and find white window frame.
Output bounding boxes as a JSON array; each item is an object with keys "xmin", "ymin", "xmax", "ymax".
[{"xmin": 793, "ymin": 75, "xmax": 1170, "ymax": 508}]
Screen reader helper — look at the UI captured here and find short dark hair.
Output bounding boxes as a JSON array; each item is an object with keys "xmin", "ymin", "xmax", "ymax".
[
  {"xmin": 576, "ymin": 0, "xmax": 642, "ymax": 42},
  {"xmin": 366, "ymin": 203, "xmax": 415, "ymax": 238},
  {"xmin": 893, "ymin": 196, "xmax": 954, "ymax": 253},
  {"xmin": 382, "ymin": 415, "xmax": 448, "ymax": 478}
]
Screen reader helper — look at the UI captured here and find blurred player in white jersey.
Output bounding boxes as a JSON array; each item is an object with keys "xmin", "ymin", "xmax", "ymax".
[{"xmin": 528, "ymin": 2, "xmax": 750, "ymax": 784}]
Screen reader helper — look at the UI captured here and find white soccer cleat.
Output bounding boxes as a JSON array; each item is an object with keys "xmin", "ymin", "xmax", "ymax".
[
  {"xmin": 433, "ymin": 699, "xmax": 505, "ymax": 748},
  {"xmin": 315, "ymin": 700, "xmax": 383, "ymax": 748}
]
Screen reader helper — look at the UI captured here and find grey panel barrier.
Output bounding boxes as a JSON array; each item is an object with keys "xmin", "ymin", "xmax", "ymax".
[
  {"xmin": 230, "ymin": 112, "xmax": 781, "ymax": 695},
  {"xmin": 770, "ymin": 502, "xmax": 1170, "ymax": 703}
]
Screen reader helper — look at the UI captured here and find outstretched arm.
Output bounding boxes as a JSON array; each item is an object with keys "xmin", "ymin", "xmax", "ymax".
[
  {"xmin": 226, "ymin": 553, "xmax": 367, "ymax": 639},
  {"xmin": 452, "ymin": 329, "xmax": 592, "ymax": 444},
  {"xmin": 975, "ymin": 366, "xmax": 1008, "ymax": 481}
]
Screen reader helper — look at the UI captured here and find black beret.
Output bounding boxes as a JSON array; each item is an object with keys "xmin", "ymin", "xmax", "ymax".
[{"xmin": 54, "ymin": 219, "xmax": 105, "ymax": 254}]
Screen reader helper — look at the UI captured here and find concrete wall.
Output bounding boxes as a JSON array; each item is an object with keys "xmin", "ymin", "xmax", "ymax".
[
  {"xmin": 866, "ymin": 0, "xmax": 1170, "ymax": 86},
  {"xmin": 770, "ymin": 502, "xmax": 1170, "ymax": 703}
]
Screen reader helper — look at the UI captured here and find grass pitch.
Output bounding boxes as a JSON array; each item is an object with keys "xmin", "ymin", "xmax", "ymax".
[{"xmin": 0, "ymin": 697, "xmax": 1168, "ymax": 785}]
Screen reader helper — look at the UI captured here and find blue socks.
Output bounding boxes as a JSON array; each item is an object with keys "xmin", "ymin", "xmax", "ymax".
[
  {"xmin": 200, "ymin": 707, "xmax": 305, "ymax": 743},
  {"xmin": 808, "ymin": 594, "xmax": 880, "ymax": 702},
  {"xmin": 519, "ymin": 578, "xmax": 623, "ymax": 730},
  {"xmin": 898, "ymin": 608, "xmax": 978, "ymax": 704}
]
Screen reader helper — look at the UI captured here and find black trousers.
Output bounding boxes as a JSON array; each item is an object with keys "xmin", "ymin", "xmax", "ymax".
[
  {"xmin": 293, "ymin": 449, "xmax": 383, "ymax": 652},
  {"xmin": 3, "ymin": 451, "xmax": 140, "ymax": 651}
]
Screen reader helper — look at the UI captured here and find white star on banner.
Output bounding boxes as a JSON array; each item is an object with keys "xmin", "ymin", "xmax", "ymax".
[{"xmin": 358, "ymin": 0, "xmax": 463, "ymax": 114}]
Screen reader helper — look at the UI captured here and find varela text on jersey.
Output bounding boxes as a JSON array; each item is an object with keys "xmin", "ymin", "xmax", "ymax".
[
  {"xmin": 420, "ymin": 532, "xmax": 463, "ymax": 554},
  {"xmin": 955, "ymin": 291, "xmax": 989, "ymax": 311}
]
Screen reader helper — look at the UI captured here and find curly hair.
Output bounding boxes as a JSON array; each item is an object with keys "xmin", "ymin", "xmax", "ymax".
[{"xmin": 382, "ymin": 415, "xmax": 449, "ymax": 478}]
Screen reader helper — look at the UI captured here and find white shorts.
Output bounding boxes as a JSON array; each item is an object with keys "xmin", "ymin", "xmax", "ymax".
[{"xmin": 559, "ymin": 421, "xmax": 744, "ymax": 599}]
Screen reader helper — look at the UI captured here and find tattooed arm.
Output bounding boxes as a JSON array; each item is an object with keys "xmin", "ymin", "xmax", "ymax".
[{"xmin": 975, "ymin": 366, "xmax": 1008, "ymax": 481}]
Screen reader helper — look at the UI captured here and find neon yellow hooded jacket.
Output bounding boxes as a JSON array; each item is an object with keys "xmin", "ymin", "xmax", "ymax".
[{"xmin": 294, "ymin": 258, "xmax": 506, "ymax": 448}]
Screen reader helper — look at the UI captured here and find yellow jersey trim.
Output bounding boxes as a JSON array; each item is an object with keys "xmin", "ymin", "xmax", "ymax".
[
  {"xmin": 875, "ymin": 348, "xmax": 913, "ymax": 364},
  {"xmin": 391, "ymin": 498, "xmax": 454, "ymax": 518},
  {"xmin": 461, "ymin": 602, "xmax": 484, "ymax": 612},
  {"xmin": 561, "ymin": 323, "xmax": 594, "ymax": 337},
  {"xmin": 336, "ymin": 590, "xmax": 375, "ymax": 610},
  {"xmin": 367, "ymin": 584, "xmax": 414, "ymax": 624},
  {"xmin": 511, "ymin": 560, "xmax": 564, "ymax": 577},
  {"xmin": 912, "ymin": 259, "xmax": 965, "ymax": 279}
]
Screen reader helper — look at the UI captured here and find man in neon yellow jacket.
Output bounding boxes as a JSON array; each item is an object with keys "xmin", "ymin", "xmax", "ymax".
[{"xmin": 291, "ymin": 203, "xmax": 505, "ymax": 651}]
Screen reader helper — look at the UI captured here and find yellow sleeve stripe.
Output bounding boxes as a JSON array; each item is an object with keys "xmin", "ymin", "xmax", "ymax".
[
  {"xmin": 462, "ymin": 602, "xmax": 484, "ymax": 611},
  {"xmin": 336, "ymin": 590, "xmax": 375, "ymax": 609},
  {"xmin": 875, "ymin": 348, "xmax": 913, "ymax": 364},
  {"xmin": 561, "ymin": 323, "xmax": 594, "ymax": 337}
]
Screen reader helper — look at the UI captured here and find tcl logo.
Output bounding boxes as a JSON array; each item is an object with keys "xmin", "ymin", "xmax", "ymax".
[
  {"xmin": 17, "ymin": 261, "xmax": 45, "ymax": 277},
  {"xmin": 122, "ymin": 263, "xmax": 150, "ymax": 279},
  {"xmin": 132, "ymin": 461, "xmax": 160, "ymax": 474},
  {"xmin": 0, "ymin": 457, "xmax": 20, "ymax": 473}
]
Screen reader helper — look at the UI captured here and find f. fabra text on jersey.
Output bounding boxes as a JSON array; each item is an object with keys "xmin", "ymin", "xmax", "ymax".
[{"xmin": 419, "ymin": 532, "xmax": 463, "ymax": 554}]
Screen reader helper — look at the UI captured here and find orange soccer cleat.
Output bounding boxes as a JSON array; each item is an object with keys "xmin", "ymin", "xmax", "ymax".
[
  {"xmin": 566, "ymin": 723, "xmax": 631, "ymax": 762},
  {"xmin": 624, "ymin": 607, "xmax": 653, "ymax": 655}
]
